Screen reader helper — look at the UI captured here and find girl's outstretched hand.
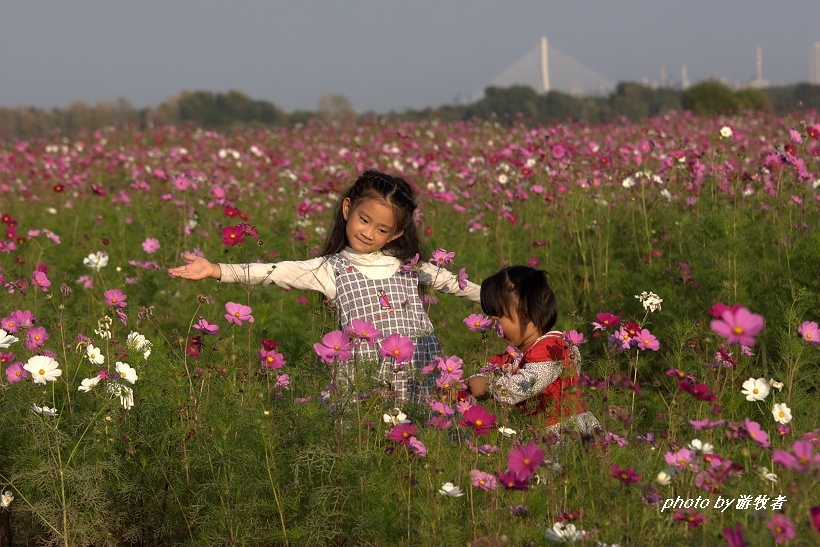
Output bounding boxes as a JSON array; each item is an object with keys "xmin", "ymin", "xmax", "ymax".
[{"xmin": 168, "ymin": 253, "xmax": 221, "ymax": 280}]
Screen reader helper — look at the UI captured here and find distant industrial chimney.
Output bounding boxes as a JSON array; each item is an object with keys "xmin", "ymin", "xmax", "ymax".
[
  {"xmin": 751, "ymin": 45, "xmax": 770, "ymax": 88},
  {"xmin": 540, "ymin": 37, "xmax": 550, "ymax": 93},
  {"xmin": 681, "ymin": 64, "xmax": 690, "ymax": 90}
]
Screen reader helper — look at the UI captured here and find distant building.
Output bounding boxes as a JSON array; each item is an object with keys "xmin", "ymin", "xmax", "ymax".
[{"xmin": 813, "ymin": 42, "xmax": 820, "ymax": 84}]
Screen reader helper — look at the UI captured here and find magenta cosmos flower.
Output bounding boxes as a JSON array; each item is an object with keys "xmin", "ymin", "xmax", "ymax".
[
  {"xmin": 313, "ymin": 330, "xmax": 353, "ymax": 364},
  {"xmin": 458, "ymin": 405, "xmax": 497, "ymax": 435},
  {"xmin": 104, "ymin": 289, "xmax": 128, "ymax": 308},
  {"xmin": 463, "ymin": 313, "xmax": 492, "ymax": 332},
  {"xmin": 710, "ymin": 305, "xmax": 765, "ymax": 346},
  {"xmin": 259, "ymin": 348, "xmax": 285, "ymax": 369},
  {"xmin": 224, "ymin": 302, "xmax": 254, "ymax": 326},
  {"xmin": 345, "ymin": 318, "xmax": 382, "ymax": 347},
  {"xmin": 508, "ymin": 442, "xmax": 544, "ymax": 479},
  {"xmin": 495, "ymin": 470, "xmax": 529, "ymax": 491},
  {"xmin": 379, "ymin": 333, "xmax": 414, "ymax": 364},
  {"xmin": 388, "ymin": 423, "xmax": 419, "ymax": 445},
  {"xmin": 773, "ymin": 439, "xmax": 820, "ymax": 472},
  {"xmin": 563, "ymin": 330, "xmax": 586, "ymax": 345},
  {"xmin": 408, "ymin": 436, "xmax": 427, "ymax": 457},
  {"xmin": 611, "ymin": 464, "xmax": 642, "ymax": 485},
  {"xmin": 592, "ymin": 312, "xmax": 620, "ymax": 330},
  {"xmin": 798, "ymin": 321, "xmax": 819, "ymax": 344},
  {"xmin": 221, "ymin": 225, "xmax": 246, "ymax": 247}
]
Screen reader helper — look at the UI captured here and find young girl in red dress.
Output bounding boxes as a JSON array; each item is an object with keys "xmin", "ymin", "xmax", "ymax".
[{"xmin": 466, "ymin": 266, "xmax": 600, "ymax": 437}]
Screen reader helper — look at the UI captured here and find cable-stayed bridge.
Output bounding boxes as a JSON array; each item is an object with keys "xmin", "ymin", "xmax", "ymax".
[{"xmin": 474, "ymin": 37, "xmax": 615, "ymax": 100}]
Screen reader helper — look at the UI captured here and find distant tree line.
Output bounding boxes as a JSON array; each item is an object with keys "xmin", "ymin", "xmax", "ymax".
[{"xmin": 1, "ymin": 81, "xmax": 819, "ymax": 139}]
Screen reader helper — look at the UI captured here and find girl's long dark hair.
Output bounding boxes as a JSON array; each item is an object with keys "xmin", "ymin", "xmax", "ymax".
[
  {"xmin": 320, "ymin": 170, "xmax": 424, "ymax": 262},
  {"xmin": 480, "ymin": 266, "xmax": 558, "ymax": 337}
]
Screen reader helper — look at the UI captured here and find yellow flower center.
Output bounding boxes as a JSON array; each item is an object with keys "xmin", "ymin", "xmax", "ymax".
[
  {"xmin": 393, "ymin": 349, "xmax": 400, "ymax": 356},
  {"xmin": 778, "ymin": 412, "xmax": 785, "ymax": 418},
  {"xmin": 475, "ymin": 419, "xmax": 483, "ymax": 426},
  {"xmin": 333, "ymin": 344, "xmax": 340, "ymax": 351},
  {"xmin": 732, "ymin": 326, "xmax": 744, "ymax": 335},
  {"xmin": 807, "ymin": 333, "xmax": 814, "ymax": 339},
  {"xmin": 523, "ymin": 458, "xmax": 531, "ymax": 466},
  {"xmin": 753, "ymin": 388, "xmax": 759, "ymax": 394},
  {"xmin": 38, "ymin": 368, "xmax": 45, "ymax": 375}
]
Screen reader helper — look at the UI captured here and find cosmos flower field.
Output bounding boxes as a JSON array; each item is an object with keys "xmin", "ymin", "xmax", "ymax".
[{"xmin": 1, "ymin": 110, "xmax": 819, "ymax": 546}]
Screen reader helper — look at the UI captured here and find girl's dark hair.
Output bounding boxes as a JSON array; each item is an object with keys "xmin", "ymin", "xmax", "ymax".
[
  {"xmin": 320, "ymin": 170, "xmax": 423, "ymax": 262},
  {"xmin": 480, "ymin": 266, "xmax": 558, "ymax": 338}
]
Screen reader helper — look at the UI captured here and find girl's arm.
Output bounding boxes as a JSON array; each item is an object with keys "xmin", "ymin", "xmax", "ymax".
[
  {"xmin": 171, "ymin": 255, "xmax": 338, "ymax": 298},
  {"xmin": 486, "ymin": 360, "xmax": 561, "ymax": 405},
  {"xmin": 417, "ymin": 262, "xmax": 481, "ymax": 303}
]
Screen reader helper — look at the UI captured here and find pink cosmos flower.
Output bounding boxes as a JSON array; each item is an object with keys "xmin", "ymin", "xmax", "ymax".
[
  {"xmin": 689, "ymin": 418, "xmax": 726, "ymax": 431},
  {"xmin": 25, "ymin": 326, "xmax": 49, "ymax": 349},
  {"xmin": 275, "ymin": 373, "xmax": 290, "ymax": 389},
  {"xmin": 458, "ymin": 405, "xmax": 497, "ymax": 435},
  {"xmin": 104, "ymin": 289, "xmax": 128, "ymax": 308},
  {"xmin": 345, "ymin": 318, "xmax": 382, "ymax": 347},
  {"xmin": 463, "ymin": 313, "xmax": 492, "ymax": 332},
  {"xmin": 470, "ymin": 469, "xmax": 497, "ymax": 491},
  {"xmin": 313, "ymin": 330, "xmax": 353, "ymax": 364},
  {"xmin": 428, "ymin": 400, "xmax": 454, "ymax": 418},
  {"xmin": 408, "ymin": 436, "xmax": 427, "ymax": 457},
  {"xmin": 435, "ymin": 355, "xmax": 464, "ymax": 375},
  {"xmin": 224, "ymin": 302, "xmax": 254, "ymax": 326},
  {"xmin": 32, "ymin": 270, "xmax": 51, "ymax": 292},
  {"xmin": 637, "ymin": 328, "xmax": 660, "ymax": 351},
  {"xmin": 5, "ymin": 361, "xmax": 28, "ymax": 382},
  {"xmin": 259, "ymin": 348, "xmax": 286, "ymax": 369},
  {"xmin": 221, "ymin": 225, "xmax": 246, "ymax": 247},
  {"xmin": 773, "ymin": 439, "xmax": 820, "ymax": 472},
  {"xmin": 76, "ymin": 275, "xmax": 94, "ymax": 289},
  {"xmin": 429, "ymin": 248, "xmax": 455, "ymax": 266},
  {"xmin": 495, "ymin": 470, "xmax": 529, "ymax": 491},
  {"xmin": 388, "ymin": 423, "xmax": 419, "ymax": 445},
  {"xmin": 141, "ymin": 237, "xmax": 161, "ymax": 254},
  {"xmin": 11, "ymin": 309, "xmax": 34, "ymax": 329},
  {"xmin": 767, "ymin": 514, "xmax": 795, "ymax": 545},
  {"xmin": 508, "ymin": 442, "xmax": 544, "ymax": 479},
  {"xmin": 435, "ymin": 372, "xmax": 463, "ymax": 390},
  {"xmin": 563, "ymin": 330, "xmax": 586, "ymax": 346},
  {"xmin": 798, "ymin": 321, "xmax": 819, "ymax": 344},
  {"xmin": 192, "ymin": 317, "xmax": 219, "ymax": 335},
  {"xmin": 679, "ymin": 380, "xmax": 717, "ymax": 402},
  {"xmin": 379, "ymin": 333, "xmax": 414, "ymax": 364},
  {"xmin": 457, "ymin": 267, "xmax": 468, "ymax": 290},
  {"xmin": 664, "ymin": 447, "xmax": 694, "ymax": 470},
  {"xmin": 611, "ymin": 464, "xmax": 642, "ymax": 485},
  {"xmin": 744, "ymin": 418, "xmax": 771, "ymax": 448},
  {"xmin": 399, "ymin": 252, "xmax": 420, "ymax": 273},
  {"xmin": 710, "ymin": 305, "xmax": 765, "ymax": 346}
]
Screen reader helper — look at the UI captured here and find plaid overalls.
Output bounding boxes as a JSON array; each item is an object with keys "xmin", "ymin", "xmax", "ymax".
[{"xmin": 327, "ymin": 254, "xmax": 440, "ymax": 402}]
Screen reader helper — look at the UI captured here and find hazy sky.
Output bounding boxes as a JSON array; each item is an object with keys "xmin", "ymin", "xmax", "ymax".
[{"xmin": 1, "ymin": 0, "xmax": 818, "ymax": 114}]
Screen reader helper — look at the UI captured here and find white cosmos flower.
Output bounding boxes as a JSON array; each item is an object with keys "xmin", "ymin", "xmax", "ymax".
[
  {"xmin": 741, "ymin": 377, "xmax": 770, "ymax": 401},
  {"xmin": 108, "ymin": 383, "xmax": 134, "ymax": 410},
  {"xmin": 126, "ymin": 331, "xmax": 152, "ymax": 359},
  {"xmin": 635, "ymin": 291, "xmax": 663, "ymax": 312},
  {"xmin": 438, "ymin": 482, "xmax": 465, "ymax": 497},
  {"xmin": 498, "ymin": 426, "xmax": 517, "ymax": 437},
  {"xmin": 720, "ymin": 126, "xmax": 733, "ymax": 138},
  {"xmin": 78, "ymin": 376, "xmax": 101, "ymax": 392},
  {"xmin": 545, "ymin": 521, "xmax": 586, "ymax": 542},
  {"xmin": 0, "ymin": 328, "xmax": 19, "ymax": 348},
  {"xmin": 757, "ymin": 466, "xmax": 779, "ymax": 484},
  {"xmin": 83, "ymin": 251, "xmax": 109, "ymax": 271},
  {"xmin": 86, "ymin": 344, "xmax": 105, "ymax": 365},
  {"xmin": 688, "ymin": 439, "xmax": 713, "ymax": 454},
  {"xmin": 23, "ymin": 355, "xmax": 62, "ymax": 385},
  {"xmin": 0, "ymin": 491, "xmax": 13, "ymax": 508},
  {"xmin": 621, "ymin": 176, "xmax": 636, "ymax": 189},
  {"xmin": 771, "ymin": 402, "xmax": 792, "ymax": 424},
  {"xmin": 115, "ymin": 361, "xmax": 138, "ymax": 384},
  {"xmin": 768, "ymin": 378, "xmax": 784, "ymax": 391},
  {"xmin": 30, "ymin": 403, "xmax": 58, "ymax": 416},
  {"xmin": 382, "ymin": 408, "xmax": 409, "ymax": 425},
  {"xmin": 656, "ymin": 469, "xmax": 676, "ymax": 486}
]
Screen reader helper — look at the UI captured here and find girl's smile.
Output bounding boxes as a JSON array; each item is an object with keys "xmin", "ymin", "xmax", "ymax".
[{"xmin": 342, "ymin": 197, "xmax": 404, "ymax": 254}]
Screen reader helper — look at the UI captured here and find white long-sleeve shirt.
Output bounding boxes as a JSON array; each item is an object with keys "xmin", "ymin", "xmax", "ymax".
[{"xmin": 218, "ymin": 247, "xmax": 481, "ymax": 303}]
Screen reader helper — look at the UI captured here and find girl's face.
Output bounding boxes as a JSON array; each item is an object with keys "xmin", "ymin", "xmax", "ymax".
[
  {"xmin": 494, "ymin": 308, "xmax": 541, "ymax": 349},
  {"xmin": 342, "ymin": 197, "xmax": 404, "ymax": 254}
]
